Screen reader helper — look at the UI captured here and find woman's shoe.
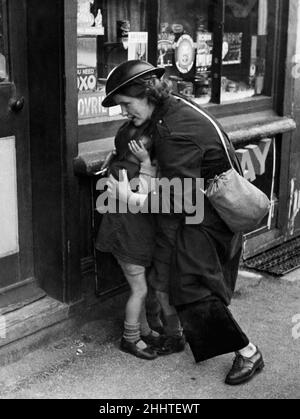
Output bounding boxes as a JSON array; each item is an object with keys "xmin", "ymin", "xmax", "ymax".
[
  {"xmin": 141, "ymin": 332, "xmax": 164, "ymax": 349},
  {"xmin": 120, "ymin": 338, "xmax": 158, "ymax": 360},
  {"xmin": 225, "ymin": 347, "xmax": 264, "ymax": 385},
  {"xmin": 156, "ymin": 334, "xmax": 186, "ymax": 355}
]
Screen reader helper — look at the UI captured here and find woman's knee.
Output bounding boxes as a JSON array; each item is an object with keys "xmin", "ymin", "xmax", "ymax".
[{"xmin": 156, "ymin": 290, "xmax": 170, "ymax": 304}]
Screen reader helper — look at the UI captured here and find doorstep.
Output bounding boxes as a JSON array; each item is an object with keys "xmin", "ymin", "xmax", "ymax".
[
  {"xmin": 0, "ymin": 290, "xmax": 128, "ymax": 367},
  {"xmin": 0, "ymin": 296, "xmax": 78, "ymax": 366}
]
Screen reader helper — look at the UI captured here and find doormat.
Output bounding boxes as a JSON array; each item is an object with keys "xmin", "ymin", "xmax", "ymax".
[{"xmin": 243, "ymin": 237, "xmax": 300, "ymax": 276}]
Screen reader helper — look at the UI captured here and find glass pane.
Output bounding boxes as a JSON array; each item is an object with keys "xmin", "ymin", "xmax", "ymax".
[
  {"xmin": 0, "ymin": 137, "xmax": 19, "ymax": 257},
  {"xmin": 157, "ymin": 0, "xmax": 214, "ymax": 106},
  {"xmin": 0, "ymin": 0, "xmax": 8, "ymax": 82},
  {"xmin": 221, "ymin": 0, "xmax": 270, "ymax": 103},
  {"xmin": 77, "ymin": 0, "xmax": 148, "ymax": 125}
]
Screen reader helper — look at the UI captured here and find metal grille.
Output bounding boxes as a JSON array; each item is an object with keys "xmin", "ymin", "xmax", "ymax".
[{"xmin": 244, "ymin": 237, "xmax": 300, "ymax": 276}]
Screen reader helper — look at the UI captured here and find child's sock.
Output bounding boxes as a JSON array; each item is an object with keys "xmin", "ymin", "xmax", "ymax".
[
  {"xmin": 123, "ymin": 321, "xmax": 147, "ymax": 349},
  {"xmin": 123, "ymin": 321, "xmax": 140, "ymax": 343}
]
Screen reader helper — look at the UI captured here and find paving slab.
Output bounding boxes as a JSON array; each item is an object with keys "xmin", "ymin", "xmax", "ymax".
[{"xmin": 0, "ymin": 269, "xmax": 299, "ymax": 399}]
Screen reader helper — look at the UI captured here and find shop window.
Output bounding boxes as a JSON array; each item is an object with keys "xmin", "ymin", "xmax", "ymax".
[
  {"xmin": 77, "ymin": 0, "xmax": 147, "ymax": 125},
  {"xmin": 157, "ymin": 0, "xmax": 214, "ymax": 105},
  {"xmin": 157, "ymin": 0, "xmax": 276, "ymax": 106},
  {"xmin": 221, "ymin": 0, "xmax": 270, "ymax": 103},
  {"xmin": 77, "ymin": 0, "xmax": 279, "ymax": 125},
  {"xmin": 0, "ymin": 0, "xmax": 8, "ymax": 82}
]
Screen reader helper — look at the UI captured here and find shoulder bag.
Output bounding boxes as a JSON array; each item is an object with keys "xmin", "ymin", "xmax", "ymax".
[{"xmin": 178, "ymin": 97, "xmax": 271, "ymax": 233}]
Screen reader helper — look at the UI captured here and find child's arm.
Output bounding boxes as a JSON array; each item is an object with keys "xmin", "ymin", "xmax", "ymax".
[{"xmin": 129, "ymin": 140, "xmax": 156, "ymax": 194}]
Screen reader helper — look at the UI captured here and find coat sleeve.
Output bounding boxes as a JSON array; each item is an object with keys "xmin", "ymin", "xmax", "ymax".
[{"xmin": 137, "ymin": 134, "xmax": 204, "ymax": 216}]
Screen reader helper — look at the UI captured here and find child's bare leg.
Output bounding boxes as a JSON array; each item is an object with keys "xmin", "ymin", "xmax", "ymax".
[
  {"xmin": 123, "ymin": 267, "xmax": 147, "ymax": 325},
  {"xmin": 117, "ymin": 259, "xmax": 157, "ymax": 359}
]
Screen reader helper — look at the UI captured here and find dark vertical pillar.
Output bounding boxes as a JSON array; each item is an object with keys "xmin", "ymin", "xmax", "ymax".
[
  {"xmin": 27, "ymin": 0, "xmax": 82, "ymax": 302},
  {"xmin": 147, "ymin": 0, "xmax": 159, "ymax": 66},
  {"xmin": 211, "ymin": 0, "xmax": 225, "ymax": 104},
  {"xmin": 64, "ymin": 0, "xmax": 82, "ymax": 302}
]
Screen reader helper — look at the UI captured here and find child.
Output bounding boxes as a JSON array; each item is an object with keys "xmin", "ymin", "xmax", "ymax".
[{"xmin": 95, "ymin": 125, "xmax": 160, "ymax": 360}]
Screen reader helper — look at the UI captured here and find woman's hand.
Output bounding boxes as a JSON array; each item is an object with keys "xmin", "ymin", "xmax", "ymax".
[
  {"xmin": 106, "ymin": 169, "xmax": 132, "ymax": 203},
  {"xmin": 129, "ymin": 140, "xmax": 151, "ymax": 164}
]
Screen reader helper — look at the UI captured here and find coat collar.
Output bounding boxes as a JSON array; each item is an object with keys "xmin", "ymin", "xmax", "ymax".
[{"xmin": 151, "ymin": 95, "xmax": 179, "ymax": 125}]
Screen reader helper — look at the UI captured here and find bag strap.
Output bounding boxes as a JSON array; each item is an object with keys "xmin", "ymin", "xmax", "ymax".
[{"xmin": 177, "ymin": 96, "xmax": 234, "ymax": 170}]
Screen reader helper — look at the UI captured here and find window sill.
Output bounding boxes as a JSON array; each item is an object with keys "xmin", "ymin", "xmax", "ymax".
[
  {"xmin": 219, "ymin": 110, "xmax": 296, "ymax": 145},
  {"xmin": 74, "ymin": 111, "xmax": 296, "ymax": 176},
  {"xmin": 207, "ymin": 96, "xmax": 273, "ymax": 118}
]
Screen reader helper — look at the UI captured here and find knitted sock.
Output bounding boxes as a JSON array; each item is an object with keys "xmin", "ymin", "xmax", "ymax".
[
  {"xmin": 123, "ymin": 321, "xmax": 140, "ymax": 343},
  {"xmin": 123, "ymin": 321, "xmax": 147, "ymax": 349},
  {"xmin": 164, "ymin": 314, "xmax": 183, "ymax": 337}
]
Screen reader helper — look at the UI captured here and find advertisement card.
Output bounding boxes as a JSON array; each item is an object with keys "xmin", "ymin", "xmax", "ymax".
[
  {"xmin": 128, "ymin": 32, "xmax": 148, "ymax": 61},
  {"xmin": 223, "ymin": 33, "xmax": 243, "ymax": 65}
]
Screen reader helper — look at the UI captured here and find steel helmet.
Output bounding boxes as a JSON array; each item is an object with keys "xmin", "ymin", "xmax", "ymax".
[{"xmin": 102, "ymin": 60, "xmax": 165, "ymax": 107}]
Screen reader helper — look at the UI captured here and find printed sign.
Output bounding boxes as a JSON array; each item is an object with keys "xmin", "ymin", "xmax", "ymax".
[
  {"xmin": 236, "ymin": 138, "xmax": 275, "ymax": 230},
  {"xmin": 78, "ymin": 91, "xmax": 121, "ymax": 120},
  {"xmin": 223, "ymin": 33, "xmax": 243, "ymax": 65},
  {"xmin": 78, "ymin": 91, "xmax": 107, "ymax": 119},
  {"xmin": 175, "ymin": 34, "xmax": 195, "ymax": 74},
  {"xmin": 128, "ymin": 32, "xmax": 148, "ymax": 61},
  {"xmin": 196, "ymin": 32, "xmax": 213, "ymax": 72},
  {"xmin": 77, "ymin": 67, "xmax": 97, "ymax": 92}
]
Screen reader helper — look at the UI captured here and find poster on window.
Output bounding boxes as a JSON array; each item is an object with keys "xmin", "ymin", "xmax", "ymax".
[
  {"xmin": 77, "ymin": 67, "xmax": 97, "ymax": 92},
  {"xmin": 196, "ymin": 32, "xmax": 213, "ymax": 70},
  {"xmin": 128, "ymin": 32, "xmax": 148, "ymax": 61},
  {"xmin": 222, "ymin": 33, "xmax": 243, "ymax": 65}
]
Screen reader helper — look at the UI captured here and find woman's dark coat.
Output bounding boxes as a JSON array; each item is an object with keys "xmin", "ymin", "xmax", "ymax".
[{"xmin": 148, "ymin": 94, "xmax": 243, "ymax": 308}]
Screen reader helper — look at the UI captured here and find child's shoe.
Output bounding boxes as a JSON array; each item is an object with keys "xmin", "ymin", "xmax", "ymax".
[{"xmin": 120, "ymin": 338, "xmax": 158, "ymax": 360}]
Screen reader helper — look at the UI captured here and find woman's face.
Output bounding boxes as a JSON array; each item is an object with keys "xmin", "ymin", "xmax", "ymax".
[{"xmin": 114, "ymin": 94, "xmax": 155, "ymax": 127}]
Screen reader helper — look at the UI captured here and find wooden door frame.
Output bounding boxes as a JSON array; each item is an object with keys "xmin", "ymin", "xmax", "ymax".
[{"xmin": 27, "ymin": 0, "xmax": 81, "ymax": 303}]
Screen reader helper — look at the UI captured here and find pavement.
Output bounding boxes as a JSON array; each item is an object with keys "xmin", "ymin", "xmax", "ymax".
[{"xmin": 0, "ymin": 268, "xmax": 299, "ymax": 399}]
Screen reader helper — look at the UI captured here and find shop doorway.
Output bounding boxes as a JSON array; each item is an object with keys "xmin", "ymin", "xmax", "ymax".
[{"xmin": 0, "ymin": 0, "xmax": 44, "ymax": 312}]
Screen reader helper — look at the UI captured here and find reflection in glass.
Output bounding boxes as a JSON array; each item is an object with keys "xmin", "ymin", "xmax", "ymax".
[{"xmin": 222, "ymin": 0, "xmax": 269, "ymax": 103}]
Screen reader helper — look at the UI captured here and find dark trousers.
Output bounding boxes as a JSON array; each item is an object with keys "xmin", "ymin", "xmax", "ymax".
[{"xmin": 177, "ymin": 296, "xmax": 249, "ymax": 363}]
